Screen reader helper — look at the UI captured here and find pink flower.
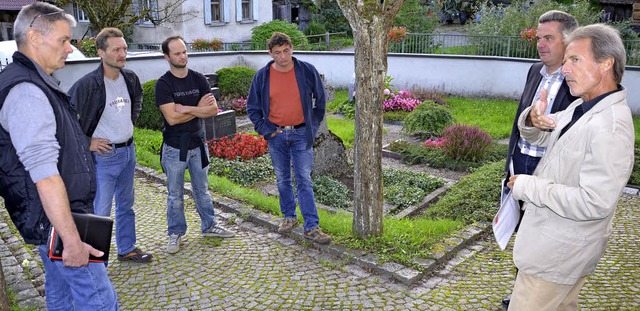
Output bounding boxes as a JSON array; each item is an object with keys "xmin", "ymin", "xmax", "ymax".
[{"xmin": 383, "ymin": 89, "xmax": 391, "ymax": 95}]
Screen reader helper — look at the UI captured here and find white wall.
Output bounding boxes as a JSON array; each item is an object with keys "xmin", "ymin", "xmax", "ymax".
[
  {"xmin": 55, "ymin": 51, "xmax": 640, "ymax": 114},
  {"xmin": 130, "ymin": 0, "xmax": 273, "ymax": 45}
]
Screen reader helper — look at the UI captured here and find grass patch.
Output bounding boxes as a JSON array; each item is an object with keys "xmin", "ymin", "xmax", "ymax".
[
  {"xmin": 327, "ymin": 89, "xmax": 349, "ymax": 112},
  {"xmin": 327, "ymin": 116, "xmax": 355, "ymax": 148},
  {"xmin": 448, "ymin": 97, "xmax": 518, "ymax": 139}
]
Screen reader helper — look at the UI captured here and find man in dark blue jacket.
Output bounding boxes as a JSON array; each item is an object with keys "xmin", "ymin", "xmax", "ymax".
[
  {"xmin": 0, "ymin": 2, "xmax": 118, "ymax": 309},
  {"xmin": 70, "ymin": 27, "xmax": 151, "ymax": 263},
  {"xmin": 247, "ymin": 32, "xmax": 330, "ymax": 244}
]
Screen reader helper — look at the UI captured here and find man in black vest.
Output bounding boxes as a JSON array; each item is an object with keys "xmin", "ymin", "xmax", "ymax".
[
  {"xmin": 0, "ymin": 2, "xmax": 118, "ymax": 310},
  {"xmin": 502, "ymin": 10, "xmax": 578, "ymax": 309}
]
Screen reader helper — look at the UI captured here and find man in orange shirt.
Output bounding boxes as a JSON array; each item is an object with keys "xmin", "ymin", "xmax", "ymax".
[{"xmin": 247, "ymin": 32, "xmax": 330, "ymax": 244}]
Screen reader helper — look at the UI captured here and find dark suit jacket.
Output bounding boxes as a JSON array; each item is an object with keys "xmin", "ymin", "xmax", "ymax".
[{"xmin": 505, "ymin": 62, "xmax": 578, "ymax": 173}]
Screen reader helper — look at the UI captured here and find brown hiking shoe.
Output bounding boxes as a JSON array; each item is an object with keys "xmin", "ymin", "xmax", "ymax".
[
  {"xmin": 304, "ymin": 227, "xmax": 331, "ymax": 245},
  {"xmin": 278, "ymin": 218, "xmax": 299, "ymax": 234}
]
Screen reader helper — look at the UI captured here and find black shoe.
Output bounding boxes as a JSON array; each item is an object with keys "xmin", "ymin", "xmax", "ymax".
[{"xmin": 501, "ymin": 298, "xmax": 510, "ymax": 309}]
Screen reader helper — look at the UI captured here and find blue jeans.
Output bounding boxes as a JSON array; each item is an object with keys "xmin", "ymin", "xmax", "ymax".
[
  {"xmin": 161, "ymin": 143, "xmax": 216, "ymax": 236},
  {"xmin": 268, "ymin": 126, "xmax": 320, "ymax": 232},
  {"xmin": 92, "ymin": 143, "xmax": 137, "ymax": 255},
  {"xmin": 37, "ymin": 245, "xmax": 119, "ymax": 310}
]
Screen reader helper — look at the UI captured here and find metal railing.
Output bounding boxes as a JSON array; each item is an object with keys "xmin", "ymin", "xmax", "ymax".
[
  {"xmin": 390, "ymin": 33, "xmax": 640, "ymax": 66},
  {"xmin": 129, "ymin": 32, "xmax": 350, "ymax": 53}
]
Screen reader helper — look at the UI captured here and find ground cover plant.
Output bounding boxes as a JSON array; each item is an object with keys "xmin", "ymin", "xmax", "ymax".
[{"xmin": 133, "ymin": 128, "xmax": 463, "ymax": 268}]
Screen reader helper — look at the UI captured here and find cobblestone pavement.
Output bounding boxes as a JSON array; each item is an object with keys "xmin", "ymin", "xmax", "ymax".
[{"xmin": 1, "ymin": 173, "xmax": 639, "ymax": 310}]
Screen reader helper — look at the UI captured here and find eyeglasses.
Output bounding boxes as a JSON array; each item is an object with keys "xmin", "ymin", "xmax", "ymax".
[{"xmin": 29, "ymin": 11, "xmax": 64, "ymax": 28}]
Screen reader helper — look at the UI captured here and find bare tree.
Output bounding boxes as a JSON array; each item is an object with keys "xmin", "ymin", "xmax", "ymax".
[
  {"xmin": 52, "ymin": 0, "xmax": 196, "ymax": 33},
  {"xmin": 335, "ymin": 0, "xmax": 404, "ymax": 238}
]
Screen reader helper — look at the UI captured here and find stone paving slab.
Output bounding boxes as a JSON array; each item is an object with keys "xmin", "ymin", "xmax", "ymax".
[{"xmin": 0, "ymin": 169, "xmax": 639, "ymax": 310}]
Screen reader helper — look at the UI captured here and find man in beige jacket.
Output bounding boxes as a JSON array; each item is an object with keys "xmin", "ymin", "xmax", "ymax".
[{"xmin": 506, "ymin": 24, "xmax": 634, "ymax": 310}]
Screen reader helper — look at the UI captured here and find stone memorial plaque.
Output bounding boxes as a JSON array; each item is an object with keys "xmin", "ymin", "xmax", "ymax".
[{"xmin": 205, "ymin": 110, "xmax": 236, "ymax": 140}]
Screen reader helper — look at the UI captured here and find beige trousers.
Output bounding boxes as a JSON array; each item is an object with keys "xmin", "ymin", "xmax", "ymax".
[{"xmin": 507, "ymin": 272, "xmax": 587, "ymax": 311}]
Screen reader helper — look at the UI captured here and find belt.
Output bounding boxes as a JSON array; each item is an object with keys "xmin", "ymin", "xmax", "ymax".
[
  {"xmin": 113, "ymin": 137, "xmax": 133, "ymax": 148},
  {"xmin": 275, "ymin": 122, "xmax": 305, "ymax": 130}
]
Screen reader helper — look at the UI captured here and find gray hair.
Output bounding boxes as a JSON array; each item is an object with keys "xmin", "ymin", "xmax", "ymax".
[
  {"xmin": 538, "ymin": 10, "xmax": 578, "ymax": 38},
  {"xmin": 566, "ymin": 24, "xmax": 626, "ymax": 84},
  {"xmin": 14, "ymin": 2, "xmax": 76, "ymax": 48}
]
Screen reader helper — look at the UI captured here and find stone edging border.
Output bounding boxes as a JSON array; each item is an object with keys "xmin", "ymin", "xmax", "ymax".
[{"xmin": 135, "ymin": 164, "xmax": 491, "ymax": 286}]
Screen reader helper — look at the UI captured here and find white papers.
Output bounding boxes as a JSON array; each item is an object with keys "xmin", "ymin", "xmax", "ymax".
[{"xmin": 492, "ymin": 178, "xmax": 521, "ymax": 250}]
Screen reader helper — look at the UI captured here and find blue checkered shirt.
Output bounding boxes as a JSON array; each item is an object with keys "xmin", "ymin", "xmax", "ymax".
[{"xmin": 517, "ymin": 66, "xmax": 564, "ymax": 157}]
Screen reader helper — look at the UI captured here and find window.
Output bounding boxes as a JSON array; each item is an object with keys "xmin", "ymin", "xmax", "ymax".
[
  {"xmin": 204, "ymin": 0, "xmax": 231, "ymax": 24},
  {"xmin": 211, "ymin": 0, "xmax": 223, "ymax": 22},
  {"xmin": 235, "ymin": 0, "xmax": 258, "ymax": 22},
  {"xmin": 134, "ymin": 0, "xmax": 159, "ymax": 25},
  {"xmin": 73, "ymin": 3, "xmax": 89, "ymax": 22},
  {"xmin": 241, "ymin": 0, "xmax": 251, "ymax": 20}
]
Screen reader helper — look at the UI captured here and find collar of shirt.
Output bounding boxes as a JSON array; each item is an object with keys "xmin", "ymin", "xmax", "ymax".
[
  {"xmin": 580, "ymin": 85, "xmax": 623, "ymax": 115},
  {"xmin": 539, "ymin": 65, "xmax": 562, "ymax": 79}
]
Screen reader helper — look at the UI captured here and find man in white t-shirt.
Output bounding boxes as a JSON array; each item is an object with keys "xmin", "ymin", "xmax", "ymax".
[{"xmin": 70, "ymin": 27, "xmax": 152, "ymax": 263}]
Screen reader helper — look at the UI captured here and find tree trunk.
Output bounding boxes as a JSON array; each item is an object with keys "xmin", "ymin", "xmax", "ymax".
[{"xmin": 336, "ymin": 0, "xmax": 404, "ymax": 238}]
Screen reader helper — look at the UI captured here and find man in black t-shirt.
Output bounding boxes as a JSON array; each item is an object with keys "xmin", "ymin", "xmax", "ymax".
[{"xmin": 155, "ymin": 35, "xmax": 235, "ymax": 254}]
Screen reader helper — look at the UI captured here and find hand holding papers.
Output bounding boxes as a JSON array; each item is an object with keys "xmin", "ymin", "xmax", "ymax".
[{"xmin": 493, "ymin": 178, "xmax": 520, "ymax": 250}]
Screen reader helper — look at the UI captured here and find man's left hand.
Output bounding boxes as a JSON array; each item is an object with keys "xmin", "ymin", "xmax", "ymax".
[{"xmin": 507, "ymin": 175, "xmax": 518, "ymax": 189}]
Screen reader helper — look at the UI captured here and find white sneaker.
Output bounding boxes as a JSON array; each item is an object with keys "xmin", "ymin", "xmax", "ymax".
[
  {"xmin": 167, "ymin": 234, "xmax": 181, "ymax": 254},
  {"xmin": 203, "ymin": 225, "xmax": 235, "ymax": 238}
]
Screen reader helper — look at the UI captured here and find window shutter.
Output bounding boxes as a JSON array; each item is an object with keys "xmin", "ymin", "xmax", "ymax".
[
  {"xmin": 235, "ymin": 0, "xmax": 242, "ymax": 21},
  {"xmin": 223, "ymin": 0, "xmax": 231, "ymax": 22},
  {"xmin": 204, "ymin": 0, "xmax": 212, "ymax": 24},
  {"xmin": 252, "ymin": 0, "xmax": 258, "ymax": 21}
]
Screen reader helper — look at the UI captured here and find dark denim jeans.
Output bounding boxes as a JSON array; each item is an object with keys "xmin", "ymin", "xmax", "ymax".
[{"xmin": 268, "ymin": 126, "xmax": 320, "ymax": 232}]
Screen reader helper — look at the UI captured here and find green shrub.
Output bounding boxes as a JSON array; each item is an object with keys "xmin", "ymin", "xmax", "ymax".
[
  {"xmin": 335, "ymin": 99, "xmax": 355, "ymax": 119},
  {"xmin": 424, "ymin": 161, "xmax": 504, "ymax": 224},
  {"xmin": 215, "ymin": 66, "xmax": 257, "ymax": 98},
  {"xmin": 251, "ymin": 20, "xmax": 308, "ymax": 47},
  {"xmin": 402, "ymin": 101, "xmax": 454, "ymax": 139},
  {"xmin": 209, "ymin": 155, "xmax": 274, "ymax": 186},
  {"xmin": 393, "ymin": 0, "xmax": 438, "ymax": 33},
  {"xmin": 76, "ymin": 37, "xmax": 97, "ymax": 57},
  {"xmin": 441, "ymin": 124, "xmax": 493, "ymax": 162},
  {"xmin": 313, "ymin": 0, "xmax": 352, "ymax": 36},
  {"xmin": 305, "ymin": 20, "xmax": 328, "ymax": 37},
  {"xmin": 470, "ymin": 0, "xmax": 598, "ymax": 37},
  {"xmin": 383, "ymin": 168, "xmax": 444, "ymax": 208},
  {"xmin": 136, "ymin": 79, "xmax": 164, "ymax": 131},
  {"xmin": 313, "ymin": 175, "xmax": 351, "ymax": 209}
]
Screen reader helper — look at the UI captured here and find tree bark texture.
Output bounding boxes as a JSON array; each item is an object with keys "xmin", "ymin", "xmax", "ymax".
[{"xmin": 336, "ymin": 0, "xmax": 404, "ymax": 238}]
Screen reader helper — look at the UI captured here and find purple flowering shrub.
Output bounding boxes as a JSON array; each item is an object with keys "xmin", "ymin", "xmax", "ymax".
[
  {"xmin": 441, "ymin": 124, "xmax": 493, "ymax": 162},
  {"xmin": 383, "ymin": 89, "xmax": 422, "ymax": 112},
  {"xmin": 231, "ymin": 97, "xmax": 247, "ymax": 114}
]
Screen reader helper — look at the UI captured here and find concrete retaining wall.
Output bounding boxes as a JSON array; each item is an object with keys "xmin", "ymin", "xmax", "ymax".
[{"xmin": 54, "ymin": 51, "xmax": 640, "ymax": 114}]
